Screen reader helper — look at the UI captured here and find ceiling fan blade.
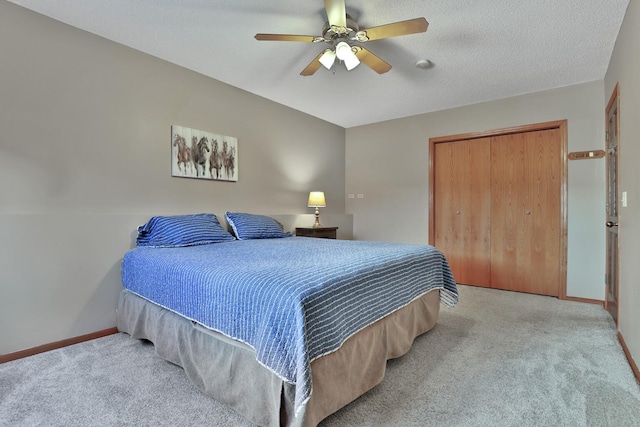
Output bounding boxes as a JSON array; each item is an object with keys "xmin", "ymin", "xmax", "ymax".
[
  {"xmin": 360, "ymin": 17, "xmax": 428, "ymax": 41},
  {"xmin": 353, "ymin": 47, "xmax": 392, "ymax": 74},
  {"xmin": 324, "ymin": 0, "xmax": 346, "ymax": 28},
  {"xmin": 300, "ymin": 51, "xmax": 325, "ymax": 76},
  {"xmin": 255, "ymin": 34, "xmax": 318, "ymax": 42}
]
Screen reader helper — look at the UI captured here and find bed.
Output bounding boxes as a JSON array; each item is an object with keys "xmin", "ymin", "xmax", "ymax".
[{"xmin": 117, "ymin": 213, "xmax": 458, "ymax": 426}]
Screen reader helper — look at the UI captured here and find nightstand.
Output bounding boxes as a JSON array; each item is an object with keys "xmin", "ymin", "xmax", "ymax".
[{"xmin": 295, "ymin": 227, "xmax": 338, "ymax": 239}]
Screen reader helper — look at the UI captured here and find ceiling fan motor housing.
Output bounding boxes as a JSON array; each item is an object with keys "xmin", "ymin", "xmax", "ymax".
[{"xmin": 322, "ymin": 14, "xmax": 361, "ymax": 45}]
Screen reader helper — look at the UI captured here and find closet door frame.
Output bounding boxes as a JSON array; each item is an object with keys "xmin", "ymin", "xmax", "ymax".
[{"xmin": 429, "ymin": 120, "xmax": 568, "ymax": 299}]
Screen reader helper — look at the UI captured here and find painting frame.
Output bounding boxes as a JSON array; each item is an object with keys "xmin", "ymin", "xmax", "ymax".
[{"xmin": 171, "ymin": 125, "xmax": 238, "ymax": 182}]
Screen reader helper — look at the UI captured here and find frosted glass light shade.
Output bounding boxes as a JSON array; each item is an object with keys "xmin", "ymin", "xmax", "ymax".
[
  {"xmin": 335, "ymin": 42, "xmax": 352, "ymax": 60},
  {"xmin": 319, "ymin": 49, "xmax": 336, "ymax": 69},
  {"xmin": 335, "ymin": 41, "xmax": 360, "ymax": 70},
  {"xmin": 343, "ymin": 53, "xmax": 360, "ymax": 70}
]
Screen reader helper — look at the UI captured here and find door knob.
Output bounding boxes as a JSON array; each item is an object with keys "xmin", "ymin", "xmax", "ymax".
[{"xmin": 606, "ymin": 221, "xmax": 618, "ymax": 228}]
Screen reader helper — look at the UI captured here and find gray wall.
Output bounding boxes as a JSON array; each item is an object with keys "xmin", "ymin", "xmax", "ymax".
[
  {"xmin": 346, "ymin": 81, "xmax": 606, "ymax": 301},
  {"xmin": 3, "ymin": 0, "xmax": 637, "ymax": 374},
  {"xmin": 0, "ymin": 2, "xmax": 348, "ymax": 354},
  {"xmin": 605, "ymin": 0, "xmax": 640, "ymax": 376}
]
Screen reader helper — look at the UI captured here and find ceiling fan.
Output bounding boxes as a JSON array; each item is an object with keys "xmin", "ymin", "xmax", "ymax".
[{"xmin": 254, "ymin": 0, "xmax": 428, "ymax": 76}]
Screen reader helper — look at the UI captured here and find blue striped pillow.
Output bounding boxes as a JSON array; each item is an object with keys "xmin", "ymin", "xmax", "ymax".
[
  {"xmin": 225, "ymin": 212, "xmax": 291, "ymax": 240},
  {"xmin": 136, "ymin": 214, "xmax": 235, "ymax": 247}
]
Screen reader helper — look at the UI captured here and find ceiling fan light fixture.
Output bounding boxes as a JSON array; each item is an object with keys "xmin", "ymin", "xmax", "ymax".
[
  {"xmin": 319, "ymin": 49, "xmax": 337, "ymax": 69},
  {"xmin": 335, "ymin": 41, "xmax": 352, "ymax": 60},
  {"xmin": 343, "ymin": 52, "xmax": 360, "ymax": 70},
  {"xmin": 335, "ymin": 41, "xmax": 360, "ymax": 70},
  {"xmin": 255, "ymin": 2, "xmax": 429, "ymax": 77}
]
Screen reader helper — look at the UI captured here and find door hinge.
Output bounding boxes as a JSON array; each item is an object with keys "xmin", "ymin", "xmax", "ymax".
[{"xmin": 605, "ymin": 273, "xmax": 608, "ymax": 284}]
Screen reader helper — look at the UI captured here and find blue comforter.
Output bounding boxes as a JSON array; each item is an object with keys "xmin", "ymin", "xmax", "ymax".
[{"xmin": 121, "ymin": 237, "xmax": 457, "ymax": 414}]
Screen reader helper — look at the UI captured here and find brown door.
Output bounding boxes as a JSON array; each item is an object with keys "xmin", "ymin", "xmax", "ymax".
[
  {"xmin": 605, "ymin": 85, "xmax": 620, "ymax": 324},
  {"xmin": 430, "ymin": 121, "xmax": 567, "ymax": 298},
  {"xmin": 433, "ymin": 138, "xmax": 491, "ymax": 287},
  {"xmin": 490, "ymin": 129, "xmax": 562, "ymax": 296}
]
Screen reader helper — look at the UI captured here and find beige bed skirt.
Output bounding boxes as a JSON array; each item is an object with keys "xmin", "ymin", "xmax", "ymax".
[{"xmin": 117, "ymin": 289, "xmax": 441, "ymax": 427}]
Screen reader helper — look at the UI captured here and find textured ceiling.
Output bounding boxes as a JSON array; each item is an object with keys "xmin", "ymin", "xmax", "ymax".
[{"xmin": 8, "ymin": 0, "xmax": 630, "ymax": 128}]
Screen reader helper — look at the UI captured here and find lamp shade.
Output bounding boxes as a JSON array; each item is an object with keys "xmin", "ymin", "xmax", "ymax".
[{"xmin": 307, "ymin": 191, "xmax": 326, "ymax": 207}]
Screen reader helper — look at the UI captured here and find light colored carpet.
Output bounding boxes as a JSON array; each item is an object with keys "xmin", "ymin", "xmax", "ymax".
[{"xmin": 1, "ymin": 285, "xmax": 639, "ymax": 426}]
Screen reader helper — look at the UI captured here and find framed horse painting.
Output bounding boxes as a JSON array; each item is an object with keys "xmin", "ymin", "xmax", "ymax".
[{"xmin": 171, "ymin": 125, "xmax": 238, "ymax": 182}]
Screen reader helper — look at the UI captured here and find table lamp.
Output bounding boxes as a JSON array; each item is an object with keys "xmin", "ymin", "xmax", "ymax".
[{"xmin": 307, "ymin": 191, "xmax": 326, "ymax": 228}]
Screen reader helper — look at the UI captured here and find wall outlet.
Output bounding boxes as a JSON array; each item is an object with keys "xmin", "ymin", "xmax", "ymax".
[
  {"xmin": 357, "ymin": 194, "xmax": 364, "ymax": 199},
  {"xmin": 347, "ymin": 194, "xmax": 355, "ymax": 199}
]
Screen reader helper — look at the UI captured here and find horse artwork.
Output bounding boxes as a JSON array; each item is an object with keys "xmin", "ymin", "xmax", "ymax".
[
  {"xmin": 171, "ymin": 125, "xmax": 238, "ymax": 181},
  {"xmin": 172, "ymin": 134, "xmax": 191, "ymax": 175},
  {"xmin": 209, "ymin": 139, "xmax": 222, "ymax": 179},
  {"xmin": 191, "ymin": 135, "xmax": 210, "ymax": 177},
  {"xmin": 224, "ymin": 145, "xmax": 236, "ymax": 180}
]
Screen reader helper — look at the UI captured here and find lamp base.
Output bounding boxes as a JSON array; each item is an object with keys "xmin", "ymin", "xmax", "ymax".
[{"xmin": 312, "ymin": 208, "xmax": 322, "ymax": 228}]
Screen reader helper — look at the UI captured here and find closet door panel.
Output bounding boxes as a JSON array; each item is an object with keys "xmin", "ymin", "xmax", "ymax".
[
  {"xmin": 464, "ymin": 138, "xmax": 492, "ymax": 286},
  {"xmin": 524, "ymin": 129, "xmax": 562, "ymax": 295},
  {"xmin": 490, "ymin": 133, "xmax": 527, "ymax": 291},
  {"xmin": 434, "ymin": 139, "xmax": 491, "ymax": 286},
  {"xmin": 490, "ymin": 130, "xmax": 561, "ymax": 295},
  {"xmin": 434, "ymin": 141, "xmax": 458, "ymax": 279}
]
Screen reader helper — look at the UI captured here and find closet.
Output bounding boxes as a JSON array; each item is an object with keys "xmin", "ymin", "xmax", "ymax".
[{"xmin": 429, "ymin": 121, "xmax": 567, "ymax": 298}]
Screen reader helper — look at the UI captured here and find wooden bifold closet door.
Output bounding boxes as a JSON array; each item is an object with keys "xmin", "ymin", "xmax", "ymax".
[
  {"xmin": 431, "ymin": 122, "xmax": 566, "ymax": 298},
  {"xmin": 433, "ymin": 138, "xmax": 491, "ymax": 287}
]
